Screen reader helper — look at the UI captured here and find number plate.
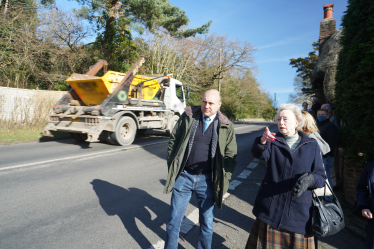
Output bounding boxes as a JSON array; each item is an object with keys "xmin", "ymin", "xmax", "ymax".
[{"xmin": 69, "ymin": 118, "xmax": 80, "ymax": 122}]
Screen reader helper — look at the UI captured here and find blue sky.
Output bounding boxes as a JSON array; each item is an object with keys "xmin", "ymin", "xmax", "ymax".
[{"xmin": 57, "ymin": 0, "xmax": 348, "ymax": 107}]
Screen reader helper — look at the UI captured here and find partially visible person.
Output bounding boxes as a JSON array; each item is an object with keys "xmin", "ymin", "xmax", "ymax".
[
  {"xmin": 311, "ymin": 97, "xmax": 321, "ymax": 117},
  {"xmin": 246, "ymin": 104, "xmax": 327, "ymax": 249},
  {"xmin": 356, "ymin": 155, "xmax": 374, "ymax": 249},
  {"xmin": 302, "ymin": 102, "xmax": 311, "ymax": 112},
  {"xmin": 317, "ymin": 109, "xmax": 338, "ymax": 201},
  {"xmin": 321, "ymin": 103, "xmax": 340, "ymax": 129},
  {"xmin": 301, "ymin": 111, "xmax": 330, "ymax": 155}
]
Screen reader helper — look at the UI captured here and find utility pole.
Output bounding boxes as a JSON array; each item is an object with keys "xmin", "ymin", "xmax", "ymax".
[
  {"xmin": 274, "ymin": 93, "xmax": 276, "ymax": 110},
  {"xmin": 218, "ymin": 49, "xmax": 222, "ymax": 92}
]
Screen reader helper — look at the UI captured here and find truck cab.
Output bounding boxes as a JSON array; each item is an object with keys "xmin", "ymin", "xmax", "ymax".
[{"xmin": 163, "ymin": 78, "xmax": 186, "ymax": 116}]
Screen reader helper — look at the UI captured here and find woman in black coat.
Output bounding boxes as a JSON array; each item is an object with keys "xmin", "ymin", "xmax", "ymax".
[
  {"xmin": 246, "ymin": 104, "xmax": 327, "ymax": 249},
  {"xmin": 356, "ymin": 156, "xmax": 374, "ymax": 249}
]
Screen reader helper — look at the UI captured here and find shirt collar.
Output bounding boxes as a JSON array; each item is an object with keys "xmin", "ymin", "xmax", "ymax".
[{"xmin": 202, "ymin": 113, "xmax": 217, "ymax": 121}]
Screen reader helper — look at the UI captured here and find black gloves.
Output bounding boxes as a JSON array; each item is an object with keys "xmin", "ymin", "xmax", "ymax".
[{"xmin": 293, "ymin": 172, "xmax": 314, "ymax": 197}]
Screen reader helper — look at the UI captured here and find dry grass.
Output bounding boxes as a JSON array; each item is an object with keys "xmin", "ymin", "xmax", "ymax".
[{"xmin": 0, "ymin": 94, "xmax": 71, "ymax": 144}]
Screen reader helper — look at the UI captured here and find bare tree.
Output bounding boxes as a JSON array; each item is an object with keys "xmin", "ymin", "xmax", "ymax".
[
  {"xmin": 288, "ymin": 76, "xmax": 312, "ymax": 105},
  {"xmin": 0, "ymin": 5, "xmax": 93, "ymax": 90}
]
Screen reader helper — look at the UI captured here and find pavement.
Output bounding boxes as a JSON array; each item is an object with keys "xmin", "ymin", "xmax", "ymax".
[{"xmin": 0, "ymin": 122, "xmax": 368, "ymax": 249}]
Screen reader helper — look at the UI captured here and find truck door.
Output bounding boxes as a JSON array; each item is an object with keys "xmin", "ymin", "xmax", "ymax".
[{"xmin": 171, "ymin": 80, "xmax": 186, "ymax": 115}]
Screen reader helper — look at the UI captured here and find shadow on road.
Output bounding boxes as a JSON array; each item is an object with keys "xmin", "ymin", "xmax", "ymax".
[{"xmin": 91, "ymin": 179, "xmax": 169, "ymax": 248}]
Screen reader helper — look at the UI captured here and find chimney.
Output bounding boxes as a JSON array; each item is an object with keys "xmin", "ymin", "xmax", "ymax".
[{"xmin": 319, "ymin": 3, "xmax": 336, "ymax": 48}]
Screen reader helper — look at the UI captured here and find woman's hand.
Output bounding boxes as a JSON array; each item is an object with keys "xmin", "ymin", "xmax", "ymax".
[
  {"xmin": 260, "ymin": 127, "xmax": 276, "ymax": 145},
  {"xmin": 362, "ymin": 209, "xmax": 373, "ymax": 219}
]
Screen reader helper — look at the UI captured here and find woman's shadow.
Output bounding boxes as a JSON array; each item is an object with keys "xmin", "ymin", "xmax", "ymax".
[{"xmin": 91, "ymin": 179, "xmax": 169, "ymax": 248}]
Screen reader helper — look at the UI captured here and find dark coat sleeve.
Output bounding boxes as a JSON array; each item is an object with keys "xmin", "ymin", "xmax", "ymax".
[
  {"xmin": 251, "ymin": 136, "xmax": 271, "ymax": 161},
  {"xmin": 167, "ymin": 112, "xmax": 186, "ymax": 166},
  {"xmin": 326, "ymin": 123, "xmax": 338, "ymax": 153},
  {"xmin": 309, "ymin": 143, "xmax": 328, "ymax": 189},
  {"xmin": 356, "ymin": 166, "xmax": 371, "ymax": 210},
  {"xmin": 223, "ymin": 122, "xmax": 237, "ymax": 174}
]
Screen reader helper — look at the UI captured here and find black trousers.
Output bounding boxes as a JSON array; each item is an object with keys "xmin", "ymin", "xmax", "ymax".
[{"xmin": 367, "ymin": 219, "xmax": 374, "ymax": 249}]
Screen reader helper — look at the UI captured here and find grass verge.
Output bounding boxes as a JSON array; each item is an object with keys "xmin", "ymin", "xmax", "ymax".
[{"xmin": 0, "ymin": 128, "xmax": 72, "ymax": 145}]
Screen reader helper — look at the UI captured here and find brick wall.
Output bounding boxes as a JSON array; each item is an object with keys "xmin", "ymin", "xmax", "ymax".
[
  {"xmin": 319, "ymin": 18, "xmax": 336, "ymax": 49},
  {"xmin": 336, "ymin": 150, "xmax": 365, "ymax": 205}
]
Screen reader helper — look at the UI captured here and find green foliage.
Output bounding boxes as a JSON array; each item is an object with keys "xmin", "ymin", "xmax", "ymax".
[
  {"xmin": 335, "ymin": 0, "xmax": 374, "ymax": 163},
  {"xmin": 73, "ymin": 0, "xmax": 211, "ymax": 71},
  {"xmin": 289, "ymin": 42, "xmax": 319, "ymax": 98}
]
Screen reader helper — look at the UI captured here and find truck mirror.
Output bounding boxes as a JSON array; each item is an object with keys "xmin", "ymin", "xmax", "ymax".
[
  {"xmin": 185, "ymin": 86, "xmax": 190, "ymax": 100},
  {"xmin": 162, "ymin": 78, "xmax": 170, "ymax": 87}
]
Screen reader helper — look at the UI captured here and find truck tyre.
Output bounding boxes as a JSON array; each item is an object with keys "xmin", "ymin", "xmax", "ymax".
[
  {"xmin": 111, "ymin": 116, "xmax": 137, "ymax": 145},
  {"xmin": 166, "ymin": 115, "xmax": 179, "ymax": 136},
  {"xmin": 70, "ymin": 133, "xmax": 88, "ymax": 142},
  {"xmin": 102, "ymin": 131, "xmax": 115, "ymax": 145}
]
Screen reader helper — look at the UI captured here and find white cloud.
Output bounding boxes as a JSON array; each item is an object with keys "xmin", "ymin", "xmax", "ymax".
[
  {"xmin": 256, "ymin": 54, "xmax": 306, "ymax": 64},
  {"xmin": 257, "ymin": 32, "xmax": 315, "ymax": 50}
]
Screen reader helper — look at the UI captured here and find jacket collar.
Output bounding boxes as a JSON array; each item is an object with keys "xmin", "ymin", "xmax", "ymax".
[
  {"xmin": 184, "ymin": 106, "xmax": 231, "ymax": 125},
  {"xmin": 274, "ymin": 130, "xmax": 314, "ymax": 148},
  {"xmin": 318, "ymin": 118, "xmax": 330, "ymax": 126}
]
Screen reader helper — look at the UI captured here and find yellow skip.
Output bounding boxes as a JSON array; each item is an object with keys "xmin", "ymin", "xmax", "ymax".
[{"xmin": 67, "ymin": 71, "xmax": 161, "ymax": 106}]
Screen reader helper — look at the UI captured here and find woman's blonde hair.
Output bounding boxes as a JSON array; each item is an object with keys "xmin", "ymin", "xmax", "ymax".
[
  {"xmin": 301, "ymin": 111, "xmax": 319, "ymax": 134},
  {"xmin": 276, "ymin": 104, "xmax": 304, "ymax": 130}
]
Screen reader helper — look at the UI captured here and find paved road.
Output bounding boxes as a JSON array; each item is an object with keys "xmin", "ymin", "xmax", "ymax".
[{"xmin": 0, "ymin": 123, "xmax": 365, "ymax": 248}]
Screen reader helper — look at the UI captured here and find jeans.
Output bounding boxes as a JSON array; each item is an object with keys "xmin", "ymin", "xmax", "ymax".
[
  {"xmin": 323, "ymin": 156, "xmax": 334, "ymax": 202},
  {"xmin": 164, "ymin": 171, "xmax": 215, "ymax": 249}
]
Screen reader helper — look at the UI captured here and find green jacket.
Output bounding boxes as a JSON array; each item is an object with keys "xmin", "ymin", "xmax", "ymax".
[{"xmin": 163, "ymin": 106, "xmax": 237, "ymax": 209}]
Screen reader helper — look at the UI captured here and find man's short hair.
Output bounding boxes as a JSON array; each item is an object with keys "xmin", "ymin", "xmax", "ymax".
[
  {"xmin": 302, "ymin": 102, "xmax": 308, "ymax": 106},
  {"xmin": 317, "ymin": 109, "xmax": 328, "ymax": 115},
  {"xmin": 322, "ymin": 104, "xmax": 332, "ymax": 110},
  {"xmin": 312, "ymin": 97, "xmax": 319, "ymax": 103}
]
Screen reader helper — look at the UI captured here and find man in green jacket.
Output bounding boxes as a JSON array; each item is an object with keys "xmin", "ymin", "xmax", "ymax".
[{"xmin": 163, "ymin": 89, "xmax": 237, "ymax": 249}]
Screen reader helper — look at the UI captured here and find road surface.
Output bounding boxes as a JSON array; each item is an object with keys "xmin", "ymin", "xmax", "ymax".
[{"xmin": 0, "ymin": 123, "xmax": 365, "ymax": 248}]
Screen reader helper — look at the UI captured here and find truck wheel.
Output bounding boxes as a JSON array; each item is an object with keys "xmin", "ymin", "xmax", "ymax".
[
  {"xmin": 111, "ymin": 116, "xmax": 137, "ymax": 145},
  {"xmin": 70, "ymin": 133, "xmax": 88, "ymax": 142},
  {"xmin": 102, "ymin": 131, "xmax": 115, "ymax": 145},
  {"xmin": 166, "ymin": 115, "xmax": 179, "ymax": 136}
]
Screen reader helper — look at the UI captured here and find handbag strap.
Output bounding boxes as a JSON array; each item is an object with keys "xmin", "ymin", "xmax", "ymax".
[{"xmin": 325, "ymin": 181, "xmax": 344, "ymax": 212}]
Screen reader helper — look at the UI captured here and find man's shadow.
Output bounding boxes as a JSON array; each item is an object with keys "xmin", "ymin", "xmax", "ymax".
[{"xmin": 91, "ymin": 179, "xmax": 169, "ymax": 248}]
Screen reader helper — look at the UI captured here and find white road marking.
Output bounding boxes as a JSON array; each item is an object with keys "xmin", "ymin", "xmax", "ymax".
[
  {"xmin": 149, "ymin": 240, "xmax": 164, "ymax": 249},
  {"xmin": 0, "ymin": 141, "xmax": 168, "ymax": 172},
  {"xmin": 247, "ymin": 162, "xmax": 258, "ymax": 169},
  {"xmin": 252, "ymin": 158, "xmax": 260, "ymax": 163},
  {"xmin": 180, "ymin": 208, "xmax": 199, "ymax": 234},
  {"xmin": 228, "ymin": 180, "xmax": 242, "ymax": 190},
  {"xmin": 237, "ymin": 170, "xmax": 252, "ymax": 179}
]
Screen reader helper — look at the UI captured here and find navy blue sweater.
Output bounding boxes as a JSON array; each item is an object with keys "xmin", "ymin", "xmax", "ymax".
[
  {"xmin": 185, "ymin": 116, "xmax": 214, "ymax": 174},
  {"xmin": 251, "ymin": 131, "xmax": 327, "ymax": 235}
]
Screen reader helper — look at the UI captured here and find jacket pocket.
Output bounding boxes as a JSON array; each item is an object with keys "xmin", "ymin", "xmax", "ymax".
[
  {"xmin": 254, "ymin": 181, "xmax": 274, "ymax": 216},
  {"xmin": 288, "ymin": 190, "xmax": 313, "ymax": 222}
]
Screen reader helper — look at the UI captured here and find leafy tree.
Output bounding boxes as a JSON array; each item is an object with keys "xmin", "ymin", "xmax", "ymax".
[
  {"xmin": 335, "ymin": 0, "xmax": 374, "ymax": 163},
  {"xmin": 69, "ymin": 0, "xmax": 212, "ymax": 72},
  {"xmin": 288, "ymin": 42, "xmax": 319, "ymax": 103}
]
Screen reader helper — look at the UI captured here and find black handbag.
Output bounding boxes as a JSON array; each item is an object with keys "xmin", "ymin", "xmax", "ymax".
[{"xmin": 310, "ymin": 183, "xmax": 345, "ymax": 237}]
